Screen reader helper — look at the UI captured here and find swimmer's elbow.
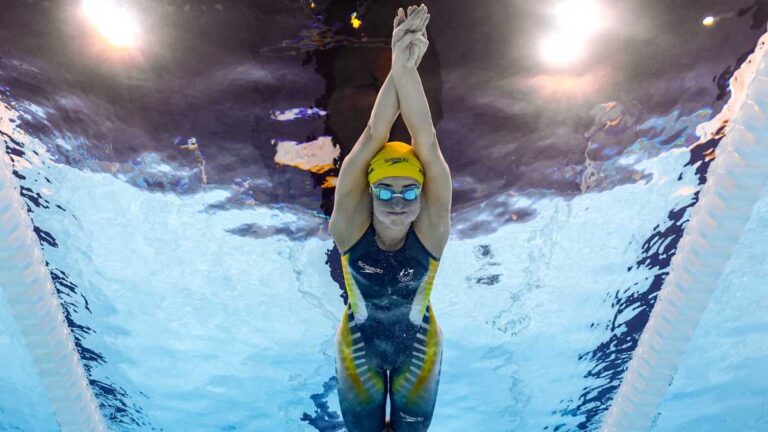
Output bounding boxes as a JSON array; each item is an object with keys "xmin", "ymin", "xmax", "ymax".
[
  {"xmin": 413, "ymin": 128, "xmax": 437, "ymax": 146},
  {"xmin": 367, "ymin": 122, "xmax": 390, "ymax": 143}
]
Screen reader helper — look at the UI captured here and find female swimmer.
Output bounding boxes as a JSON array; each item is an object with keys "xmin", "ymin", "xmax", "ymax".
[{"xmin": 329, "ymin": 5, "xmax": 451, "ymax": 432}]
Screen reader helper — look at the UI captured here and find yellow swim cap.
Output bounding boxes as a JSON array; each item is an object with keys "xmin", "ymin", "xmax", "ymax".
[{"xmin": 367, "ymin": 141, "xmax": 424, "ymax": 186}]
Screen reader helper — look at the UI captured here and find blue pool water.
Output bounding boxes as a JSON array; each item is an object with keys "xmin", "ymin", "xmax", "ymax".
[
  {"xmin": 2, "ymin": 1, "xmax": 768, "ymax": 430},
  {"xmin": 1, "ymin": 96, "xmax": 767, "ymax": 430}
]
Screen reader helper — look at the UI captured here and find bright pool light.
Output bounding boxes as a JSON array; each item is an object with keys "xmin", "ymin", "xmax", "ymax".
[
  {"xmin": 82, "ymin": 0, "xmax": 140, "ymax": 47},
  {"xmin": 539, "ymin": 32, "xmax": 586, "ymax": 68},
  {"xmin": 553, "ymin": 0, "xmax": 607, "ymax": 37},
  {"xmin": 539, "ymin": 0, "xmax": 609, "ymax": 68},
  {"xmin": 703, "ymin": 16, "xmax": 715, "ymax": 26}
]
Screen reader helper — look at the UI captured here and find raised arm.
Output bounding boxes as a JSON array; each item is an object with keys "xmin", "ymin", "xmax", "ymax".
[
  {"xmin": 329, "ymin": 9, "xmax": 420, "ymax": 250},
  {"xmin": 391, "ymin": 6, "xmax": 433, "ymax": 145},
  {"xmin": 390, "ymin": 6, "xmax": 452, "ymax": 248},
  {"xmin": 329, "ymin": 73, "xmax": 398, "ymax": 249}
]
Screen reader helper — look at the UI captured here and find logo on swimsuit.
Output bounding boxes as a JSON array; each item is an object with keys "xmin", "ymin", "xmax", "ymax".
[
  {"xmin": 399, "ymin": 412, "xmax": 424, "ymax": 422},
  {"xmin": 397, "ymin": 267, "xmax": 414, "ymax": 283},
  {"xmin": 358, "ymin": 261, "xmax": 384, "ymax": 274}
]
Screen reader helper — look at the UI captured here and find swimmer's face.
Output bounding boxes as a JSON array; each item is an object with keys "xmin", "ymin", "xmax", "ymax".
[{"xmin": 371, "ymin": 176, "xmax": 422, "ymax": 228}]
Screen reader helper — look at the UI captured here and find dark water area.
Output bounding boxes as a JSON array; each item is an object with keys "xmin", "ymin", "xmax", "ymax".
[{"xmin": 1, "ymin": 0, "xmax": 765, "ymax": 228}]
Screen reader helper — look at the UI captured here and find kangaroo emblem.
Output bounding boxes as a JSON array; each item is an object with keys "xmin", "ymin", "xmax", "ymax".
[{"xmin": 398, "ymin": 267, "xmax": 415, "ymax": 283}]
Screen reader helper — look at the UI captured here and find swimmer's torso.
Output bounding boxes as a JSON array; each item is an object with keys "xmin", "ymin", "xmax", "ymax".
[{"xmin": 340, "ymin": 222, "xmax": 440, "ymax": 369}]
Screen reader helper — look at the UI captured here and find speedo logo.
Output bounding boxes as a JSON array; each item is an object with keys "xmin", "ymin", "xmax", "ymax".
[
  {"xmin": 358, "ymin": 261, "xmax": 383, "ymax": 274},
  {"xmin": 400, "ymin": 412, "xmax": 424, "ymax": 422},
  {"xmin": 385, "ymin": 157, "xmax": 410, "ymax": 166}
]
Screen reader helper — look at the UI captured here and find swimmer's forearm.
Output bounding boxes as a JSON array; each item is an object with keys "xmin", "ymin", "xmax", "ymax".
[
  {"xmin": 368, "ymin": 71, "xmax": 400, "ymax": 140},
  {"xmin": 391, "ymin": 67, "xmax": 435, "ymax": 148}
]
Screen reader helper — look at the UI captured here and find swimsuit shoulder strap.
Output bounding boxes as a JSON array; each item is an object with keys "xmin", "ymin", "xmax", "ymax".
[
  {"xmin": 341, "ymin": 222, "xmax": 374, "ymax": 256},
  {"xmin": 411, "ymin": 228, "xmax": 440, "ymax": 261}
]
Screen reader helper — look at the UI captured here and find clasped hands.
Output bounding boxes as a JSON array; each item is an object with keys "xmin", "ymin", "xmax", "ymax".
[{"xmin": 391, "ymin": 4, "xmax": 430, "ymax": 71}]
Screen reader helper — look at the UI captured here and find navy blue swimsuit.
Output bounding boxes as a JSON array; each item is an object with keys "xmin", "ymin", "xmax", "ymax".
[
  {"xmin": 341, "ymin": 222, "xmax": 439, "ymax": 368},
  {"xmin": 335, "ymin": 222, "xmax": 444, "ymax": 431}
]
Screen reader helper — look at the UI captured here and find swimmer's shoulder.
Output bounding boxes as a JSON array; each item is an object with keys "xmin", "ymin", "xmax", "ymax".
[
  {"xmin": 333, "ymin": 212, "xmax": 372, "ymax": 255},
  {"xmin": 413, "ymin": 217, "xmax": 447, "ymax": 260}
]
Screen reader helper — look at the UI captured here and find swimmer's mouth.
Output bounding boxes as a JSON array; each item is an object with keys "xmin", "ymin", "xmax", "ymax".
[{"xmin": 388, "ymin": 211, "xmax": 406, "ymax": 215}]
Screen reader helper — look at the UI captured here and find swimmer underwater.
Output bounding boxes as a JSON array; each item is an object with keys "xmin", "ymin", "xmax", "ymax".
[{"xmin": 329, "ymin": 5, "xmax": 451, "ymax": 432}]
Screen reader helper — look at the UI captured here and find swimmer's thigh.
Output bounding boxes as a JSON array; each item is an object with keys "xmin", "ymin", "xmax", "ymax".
[
  {"xmin": 335, "ymin": 309, "xmax": 388, "ymax": 432},
  {"xmin": 389, "ymin": 308, "xmax": 444, "ymax": 431}
]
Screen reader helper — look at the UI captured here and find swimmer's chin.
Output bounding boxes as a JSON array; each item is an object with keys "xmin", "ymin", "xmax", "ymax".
[{"xmin": 386, "ymin": 211, "xmax": 415, "ymax": 223}]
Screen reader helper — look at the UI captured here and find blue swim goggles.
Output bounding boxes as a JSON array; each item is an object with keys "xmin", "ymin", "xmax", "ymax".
[{"xmin": 371, "ymin": 185, "xmax": 422, "ymax": 201}]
